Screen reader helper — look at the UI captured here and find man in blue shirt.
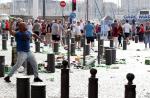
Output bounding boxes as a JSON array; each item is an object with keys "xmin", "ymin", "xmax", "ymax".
[
  {"xmin": 84, "ymin": 21, "xmax": 95, "ymax": 47},
  {"xmin": 4, "ymin": 20, "xmax": 43, "ymax": 82}
]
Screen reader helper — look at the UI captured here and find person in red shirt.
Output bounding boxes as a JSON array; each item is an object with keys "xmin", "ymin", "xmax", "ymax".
[
  {"xmin": 111, "ymin": 20, "xmax": 119, "ymax": 48},
  {"xmin": 139, "ymin": 24, "xmax": 144, "ymax": 42}
]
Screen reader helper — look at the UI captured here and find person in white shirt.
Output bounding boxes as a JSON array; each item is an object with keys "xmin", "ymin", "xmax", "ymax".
[
  {"xmin": 123, "ymin": 20, "xmax": 131, "ymax": 44},
  {"xmin": 27, "ymin": 20, "xmax": 33, "ymax": 33},
  {"xmin": 75, "ymin": 21, "xmax": 82, "ymax": 49},
  {"xmin": 80, "ymin": 19, "xmax": 84, "ymax": 33}
]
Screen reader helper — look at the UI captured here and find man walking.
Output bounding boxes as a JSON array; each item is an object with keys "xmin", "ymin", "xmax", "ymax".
[
  {"xmin": 123, "ymin": 20, "xmax": 131, "ymax": 44},
  {"xmin": 4, "ymin": 20, "xmax": 43, "ymax": 83},
  {"xmin": 84, "ymin": 21, "xmax": 95, "ymax": 47}
]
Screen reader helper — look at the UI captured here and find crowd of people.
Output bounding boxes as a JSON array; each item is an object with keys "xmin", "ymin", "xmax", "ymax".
[
  {"xmin": 1, "ymin": 18, "xmax": 150, "ymax": 49},
  {"xmin": 1, "ymin": 17, "xmax": 150, "ymax": 82}
]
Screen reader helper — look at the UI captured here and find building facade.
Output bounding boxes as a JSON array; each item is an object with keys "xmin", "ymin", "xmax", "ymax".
[{"xmin": 121, "ymin": 0, "xmax": 150, "ymax": 15}]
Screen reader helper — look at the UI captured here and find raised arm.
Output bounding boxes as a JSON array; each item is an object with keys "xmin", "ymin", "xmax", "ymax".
[{"xmin": 9, "ymin": 20, "xmax": 16, "ymax": 36}]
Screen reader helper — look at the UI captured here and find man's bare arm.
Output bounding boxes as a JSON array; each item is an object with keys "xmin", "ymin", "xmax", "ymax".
[{"xmin": 32, "ymin": 33, "xmax": 43, "ymax": 43}]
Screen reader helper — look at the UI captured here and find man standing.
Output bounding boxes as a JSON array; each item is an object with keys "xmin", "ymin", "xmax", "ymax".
[
  {"xmin": 4, "ymin": 20, "xmax": 43, "ymax": 83},
  {"xmin": 32, "ymin": 20, "xmax": 41, "ymax": 41},
  {"xmin": 51, "ymin": 19, "xmax": 60, "ymax": 48},
  {"xmin": 84, "ymin": 21, "xmax": 95, "ymax": 47},
  {"xmin": 123, "ymin": 20, "xmax": 131, "ymax": 44},
  {"xmin": 111, "ymin": 20, "xmax": 119, "ymax": 48}
]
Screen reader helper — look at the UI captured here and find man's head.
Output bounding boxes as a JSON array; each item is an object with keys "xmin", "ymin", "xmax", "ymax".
[
  {"xmin": 77, "ymin": 21, "xmax": 80, "ymax": 26},
  {"xmin": 126, "ymin": 20, "xmax": 129, "ymax": 23},
  {"xmin": 18, "ymin": 22, "xmax": 27, "ymax": 32}
]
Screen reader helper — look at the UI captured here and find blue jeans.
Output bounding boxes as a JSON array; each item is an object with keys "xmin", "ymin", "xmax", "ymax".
[{"xmin": 8, "ymin": 51, "xmax": 38, "ymax": 77}]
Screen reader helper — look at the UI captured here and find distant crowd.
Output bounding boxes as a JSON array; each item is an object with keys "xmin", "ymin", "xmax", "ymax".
[{"xmin": 0, "ymin": 18, "xmax": 150, "ymax": 49}]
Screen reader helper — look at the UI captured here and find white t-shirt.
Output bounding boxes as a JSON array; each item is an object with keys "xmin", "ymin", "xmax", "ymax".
[
  {"xmin": 123, "ymin": 23, "xmax": 131, "ymax": 33},
  {"xmin": 80, "ymin": 22, "xmax": 84, "ymax": 30},
  {"xmin": 75, "ymin": 25, "xmax": 81, "ymax": 35},
  {"xmin": 27, "ymin": 24, "xmax": 33, "ymax": 33}
]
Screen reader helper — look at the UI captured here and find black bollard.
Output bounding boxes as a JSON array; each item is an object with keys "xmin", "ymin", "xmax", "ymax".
[
  {"xmin": 10, "ymin": 37, "xmax": 14, "ymax": 46},
  {"xmin": 30, "ymin": 37, "xmax": 33, "ymax": 43},
  {"xmin": 105, "ymin": 49, "xmax": 112, "ymax": 65},
  {"xmin": 88, "ymin": 68, "xmax": 98, "ymax": 98},
  {"xmin": 125, "ymin": 73, "xmax": 136, "ymax": 98},
  {"xmin": 6, "ymin": 33, "xmax": 8, "ymax": 40},
  {"xmin": 123, "ymin": 40, "xmax": 127, "ymax": 50},
  {"xmin": 85, "ymin": 45, "xmax": 90, "ymax": 55},
  {"xmin": 0, "ymin": 56, "xmax": 5, "ymax": 77},
  {"xmin": 46, "ymin": 54, "xmax": 55, "ymax": 73},
  {"xmin": 11, "ymin": 47, "xmax": 17, "ymax": 66},
  {"xmin": 71, "ymin": 43, "xmax": 76, "ymax": 56},
  {"xmin": 53, "ymin": 42, "xmax": 59, "ymax": 53},
  {"xmin": 111, "ymin": 48, "xmax": 116, "ymax": 64},
  {"xmin": 35, "ymin": 41, "xmax": 40, "ymax": 53},
  {"xmin": 71, "ymin": 37, "xmax": 75, "ymax": 43},
  {"xmin": 81, "ymin": 37, "xmax": 84, "ymax": 47},
  {"xmin": 135, "ymin": 35, "xmax": 139, "ymax": 43},
  {"xmin": 17, "ymin": 77, "xmax": 30, "ymax": 98},
  {"xmin": 100, "ymin": 45, "xmax": 104, "ymax": 57},
  {"xmin": 98, "ymin": 35, "xmax": 100, "ymax": 64},
  {"xmin": 2, "ymin": 39, "xmax": 7, "ymax": 50},
  {"xmin": 2, "ymin": 33, "xmax": 6, "ymax": 40},
  {"xmin": 110, "ymin": 39, "xmax": 114, "ymax": 48},
  {"xmin": 100, "ymin": 39, "xmax": 104, "ymax": 46},
  {"xmin": 104, "ymin": 47, "xmax": 109, "ymax": 59},
  {"xmin": 61, "ymin": 60, "xmax": 69, "ymax": 98},
  {"xmin": 31, "ymin": 83, "xmax": 46, "ymax": 98},
  {"xmin": 67, "ymin": 30, "xmax": 71, "ymax": 68}
]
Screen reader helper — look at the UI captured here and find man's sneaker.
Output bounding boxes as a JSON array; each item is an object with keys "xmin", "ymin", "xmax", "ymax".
[
  {"xmin": 4, "ymin": 76, "xmax": 11, "ymax": 83},
  {"xmin": 34, "ymin": 77, "xmax": 43, "ymax": 82}
]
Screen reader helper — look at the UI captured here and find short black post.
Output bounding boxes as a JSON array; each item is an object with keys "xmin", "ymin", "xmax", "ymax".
[
  {"xmin": 71, "ymin": 43, "xmax": 76, "ymax": 56},
  {"xmin": 6, "ymin": 33, "xmax": 8, "ymax": 40},
  {"xmin": 100, "ymin": 45, "xmax": 104, "ymax": 57},
  {"xmin": 31, "ymin": 83, "xmax": 46, "ymax": 98},
  {"xmin": 35, "ymin": 41, "xmax": 40, "ymax": 52},
  {"xmin": 47, "ymin": 54, "xmax": 55, "ymax": 73},
  {"xmin": 88, "ymin": 68, "xmax": 98, "ymax": 98},
  {"xmin": 10, "ymin": 37, "xmax": 14, "ymax": 46},
  {"xmin": 111, "ymin": 48, "xmax": 116, "ymax": 64},
  {"xmin": 0, "ymin": 56, "xmax": 5, "ymax": 77},
  {"xmin": 105, "ymin": 49, "xmax": 112, "ymax": 65},
  {"xmin": 85, "ymin": 44, "xmax": 90, "ymax": 55},
  {"xmin": 67, "ymin": 30, "xmax": 71, "ymax": 68},
  {"xmin": 2, "ymin": 39, "xmax": 7, "ymax": 50},
  {"xmin": 123, "ymin": 40, "xmax": 127, "ymax": 50},
  {"xmin": 104, "ymin": 47, "xmax": 109, "ymax": 59},
  {"xmin": 17, "ymin": 77, "xmax": 30, "ymax": 98},
  {"xmin": 110, "ymin": 39, "xmax": 114, "ymax": 48},
  {"xmin": 100, "ymin": 39, "xmax": 104, "ymax": 46},
  {"xmin": 135, "ymin": 35, "xmax": 138, "ymax": 43},
  {"xmin": 61, "ymin": 60, "xmax": 69, "ymax": 98},
  {"xmin": 11, "ymin": 47, "xmax": 17, "ymax": 66},
  {"xmin": 125, "ymin": 73, "xmax": 136, "ymax": 98},
  {"xmin": 53, "ymin": 42, "xmax": 59, "ymax": 53},
  {"xmin": 83, "ymin": 35, "xmax": 86, "ymax": 66},
  {"xmin": 98, "ymin": 35, "xmax": 100, "ymax": 64},
  {"xmin": 71, "ymin": 37, "xmax": 75, "ymax": 43},
  {"xmin": 30, "ymin": 37, "xmax": 33, "ymax": 43},
  {"xmin": 81, "ymin": 37, "xmax": 84, "ymax": 47}
]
